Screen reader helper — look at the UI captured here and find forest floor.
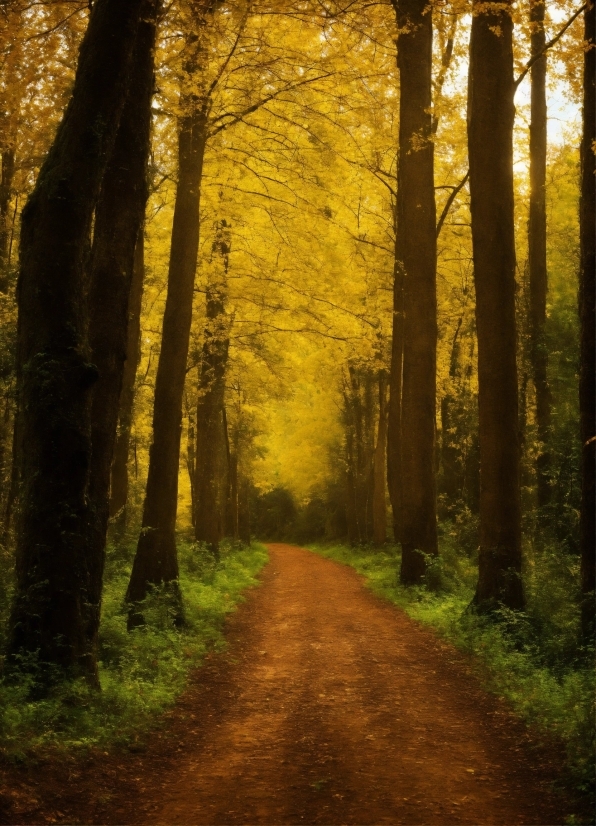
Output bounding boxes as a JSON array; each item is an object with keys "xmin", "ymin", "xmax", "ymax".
[{"xmin": 0, "ymin": 543, "xmax": 585, "ymax": 825}]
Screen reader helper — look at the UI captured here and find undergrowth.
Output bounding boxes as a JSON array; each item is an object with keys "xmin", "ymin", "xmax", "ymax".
[
  {"xmin": 308, "ymin": 536, "xmax": 595, "ymax": 804},
  {"xmin": 0, "ymin": 538, "xmax": 268, "ymax": 760}
]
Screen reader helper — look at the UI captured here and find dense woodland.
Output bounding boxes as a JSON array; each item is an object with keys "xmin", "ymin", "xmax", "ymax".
[{"xmin": 0, "ymin": 0, "xmax": 594, "ymax": 798}]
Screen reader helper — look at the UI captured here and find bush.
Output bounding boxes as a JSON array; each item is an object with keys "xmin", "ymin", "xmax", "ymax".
[{"xmin": 0, "ymin": 538, "xmax": 268, "ymax": 760}]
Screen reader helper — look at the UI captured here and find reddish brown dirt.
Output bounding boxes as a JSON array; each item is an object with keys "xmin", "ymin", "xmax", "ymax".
[{"xmin": 1, "ymin": 544, "xmax": 581, "ymax": 825}]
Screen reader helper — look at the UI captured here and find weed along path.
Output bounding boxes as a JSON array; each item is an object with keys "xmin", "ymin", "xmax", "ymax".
[
  {"xmin": 120, "ymin": 543, "xmax": 569, "ymax": 826},
  {"xmin": 1, "ymin": 543, "xmax": 575, "ymax": 825}
]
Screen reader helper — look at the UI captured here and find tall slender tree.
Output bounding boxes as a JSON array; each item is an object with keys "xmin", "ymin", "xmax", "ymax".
[
  {"xmin": 372, "ymin": 370, "xmax": 388, "ymax": 545},
  {"xmin": 127, "ymin": 2, "xmax": 214, "ymax": 620},
  {"xmin": 468, "ymin": 0, "xmax": 524, "ymax": 611},
  {"xmin": 527, "ymin": 0, "xmax": 551, "ymax": 509},
  {"xmin": 391, "ymin": 0, "xmax": 438, "ymax": 584},
  {"xmin": 6, "ymin": 0, "xmax": 145, "ymax": 685},
  {"xmin": 579, "ymin": 0, "xmax": 595, "ymax": 641},
  {"xmin": 194, "ymin": 220, "xmax": 232, "ymax": 557}
]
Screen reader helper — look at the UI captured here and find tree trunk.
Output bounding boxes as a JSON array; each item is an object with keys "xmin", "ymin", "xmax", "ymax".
[
  {"xmin": 579, "ymin": 0, "xmax": 595, "ymax": 641},
  {"xmin": 440, "ymin": 316, "xmax": 462, "ymax": 508},
  {"xmin": 222, "ymin": 405, "xmax": 236, "ymax": 538},
  {"xmin": 468, "ymin": 0, "xmax": 524, "ymax": 611},
  {"xmin": 194, "ymin": 224, "xmax": 231, "ymax": 557},
  {"xmin": 184, "ymin": 398, "xmax": 197, "ymax": 527},
  {"xmin": 345, "ymin": 365, "xmax": 375, "ymax": 543},
  {"xmin": 387, "ymin": 255, "xmax": 404, "ymax": 544},
  {"xmin": 86, "ymin": 2, "xmax": 158, "ymax": 645},
  {"xmin": 6, "ymin": 0, "xmax": 145, "ymax": 686},
  {"xmin": 394, "ymin": 0, "xmax": 438, "ymax": 584},
  {"xmin": 226, "ymin": 413, "xmax": 240, "ymax": 541},
  {"xmin": 127, "ymin": 17, "xmax": 211, "ymax": 617},
  {"xmin": 373, "ymin": 371, "xmax": 388, "ymax": 545},
  {"xmin": 238, "ymin": 476, "xmax": 251, "ymax": 545},
  {"xmin": 0, "ymin": 146, "xmax": 15, "ymax": 292},
  {"xmin": 528, "ymin": 0, "xmax": 551, "ymax": 509},
  {"xmin": 109, "ymin": 232, "xmax": 146, "ymax": 531},
  {"xmin": 345, "ymin": 401, "xmax": 359, "ymax": 544}
]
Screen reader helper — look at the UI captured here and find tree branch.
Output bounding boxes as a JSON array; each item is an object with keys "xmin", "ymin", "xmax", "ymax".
[
  {"xmin": 514, "ymin": 3, "xmax": 587, "ymax": 90},
  {"xmin": 436, "ymin": 170, "xmax": 469, "ymax": 238}
]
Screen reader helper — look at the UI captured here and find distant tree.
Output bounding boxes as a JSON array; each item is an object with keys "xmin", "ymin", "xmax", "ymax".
[{"xmin": 372, "ymin": 369, "xmax": 388, "ymax": 545}]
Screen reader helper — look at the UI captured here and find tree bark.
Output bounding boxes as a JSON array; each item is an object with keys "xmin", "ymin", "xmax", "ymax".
[
  {"xmin": 109, "ymin": 232, "xmax": 146, "ymax": 529},
  {"xmin": 440, "ymin": 316, "xmax": 462, "ymax": 507},
  {"xmin": 373, "ymin": 371, "xmax": 388, "ymax": 545},
  {"xmin": 579, "ymin": 0, "xmax": 595, "ymax": 641},
  {"xmin": 344, "ymin": 392, "xmax": 359, "ymax": 544},
  {"xmin": 184, "ymin": 397, "xmax": 197, "ymax": 527},
  {"xmin": 6, "ymin": 0, "xmax": 145, "ymax": 686},
  {"xmin": 238, "ymin": 476, "xmax": 251, "ymax": 545},
  {"xmin": 225, "ymin": 407, "xmax": 240, "ymax": 541},
  {"xmin": 194, "ymin": 222, "xmax": 231, "ymax": 557},
  {"xmin": 394, "ymin": 0, "xmax": 438, "ymax": 584},
  {"xmin": 387, "ymin": 255, "xmax": 404, "ymax": 544},
  {"xmin": 0, "ymin": 146, "xmax": 15, "ymax": 292},
  {"xmin": 86, "ymin": 2, "xmax": 158, "ymax": 650},
  {"xmin": 468, "ymin": 0, "xmax": 524, "ymax": 611},
  {"xmin": 528, "ymin": 0, "xmax": 551, "ymax": 509},
  {"xmin": 127, "ymin": 13, "xmax": 211, "ymax": 617}
]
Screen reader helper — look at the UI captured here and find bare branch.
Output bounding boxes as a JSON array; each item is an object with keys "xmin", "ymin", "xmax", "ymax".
[{"xmin": 436, "ymin": 170, "xmax": 469, "ymax": 238}]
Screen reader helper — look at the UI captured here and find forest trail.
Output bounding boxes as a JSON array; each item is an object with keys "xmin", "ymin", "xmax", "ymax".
[
  {"xmin": 2, "ymin": 543, "xmax": 575, "ymax": 825},
  {"xmin": 118, "ymin": 543, "xmax": 569, "ymax": 826}
]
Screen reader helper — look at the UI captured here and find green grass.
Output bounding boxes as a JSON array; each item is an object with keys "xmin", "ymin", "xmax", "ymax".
[
  {"xmin": 308, "ymin": 537, "xmax": 595, "ymax": 800},
  {"xmin": 0, "ymin": 538, "xmax": 268, "ymax": 760}
]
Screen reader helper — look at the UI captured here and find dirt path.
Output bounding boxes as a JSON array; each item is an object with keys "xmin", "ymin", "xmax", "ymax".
[
  {"xmin": 126, "ymin": 543, "xmax": 572, "ymax": 825},
  {"xmin": 1, "ymin": 544, "xmax": 577, "ymax": 825}
]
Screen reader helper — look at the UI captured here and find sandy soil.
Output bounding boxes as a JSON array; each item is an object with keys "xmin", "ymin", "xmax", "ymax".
[{"xmin": 0, "ymin": 543, "xmax": 579, "ymax": 825}]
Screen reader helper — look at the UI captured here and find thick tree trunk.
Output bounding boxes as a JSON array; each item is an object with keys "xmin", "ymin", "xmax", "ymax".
[
  {"xmin": 373, "ymin": 371, "xmax": 388, "ymax": 545},
  {"xmin": 194, "ymin": 225, "xmax": 231, "ymax": 557},
  {"xmin": 109, "ymin": 233, "xmax": 146, "ymax": 529},
  {"xmin": 6, "ymin": 0, "xmax": 144, "ymax": 686},
  {"xmin": 86, "ymin": 3, "xmax": 158, "ymax": 646},
  {"xmin": 528, "ymin": 0, "xmax": 551, "ymax": 509},
  {"xmin": 127, "ymin": 20, "xmax": 211, "ymax": 616},
  {"xmin": 468, "ymin": 0, "xmax": 524, "ymax": 611},
  {"xmin": 579, "ymin": 0, "xmax": 595, "ymax": 641},
  {"xmin": 387, "ymin": 256, "xmax": 404, "ymax": 544},
  {"xmin": 394, "ymin": 0, "xmax": 438, "ymax": 584}
]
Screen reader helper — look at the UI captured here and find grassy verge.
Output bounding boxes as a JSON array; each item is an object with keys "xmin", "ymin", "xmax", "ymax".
[
  {"xmin": 0, "ymin": 538, "xmax": 268, "ymax": 760},
  {"xmin": 308, "ymin": 539, "xmax": 595, "ymax": 802}
]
